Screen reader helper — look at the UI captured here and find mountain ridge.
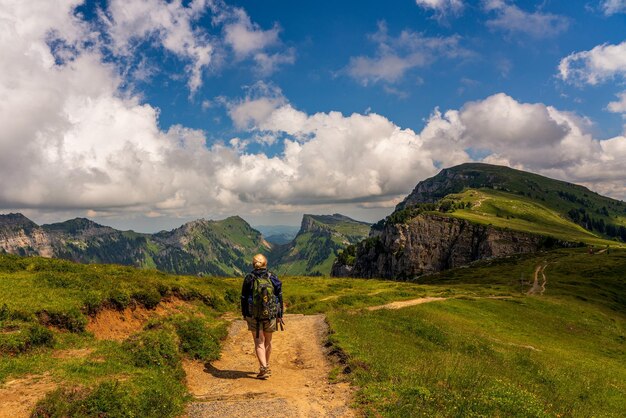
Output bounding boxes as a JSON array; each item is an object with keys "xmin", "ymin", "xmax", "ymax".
[
  {"xmin": 0, "ymin": 214, "xmax": 270, "ymax": 276},
  {"xmin": 333, "ymin": 163, "xmax": 626, "ymax": 279}
]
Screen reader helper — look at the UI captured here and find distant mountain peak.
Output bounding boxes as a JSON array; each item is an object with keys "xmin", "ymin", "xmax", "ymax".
[{"xmin": 0, "ymin": 213, "xmax": 38, "ymax": 228}]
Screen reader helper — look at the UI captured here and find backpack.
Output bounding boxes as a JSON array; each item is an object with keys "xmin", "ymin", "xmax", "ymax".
[{"xmin": 249, "ymin": 272, "xmax": 278, "ymax": 322}]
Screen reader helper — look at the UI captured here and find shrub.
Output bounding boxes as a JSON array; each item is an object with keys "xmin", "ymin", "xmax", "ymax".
[
  {"xmin": 136, "ymin": 375, "xmax": 187, "ymax": 417},
  {"xmin": 27, "ymin": 323, "xmax": 54, "ymax": 347},
  {"xmin": 32, "ymin": 379, "xmax": 186, "ymax": 418},
  {"xmin": 173, "ymin": 317, "xmax": 222, "ymax": 362},
  {"xmin": 124, "ymin": 327, "xmax": 181, "ymax": 371},
  {"xmin": 0, "ymin": 322, "xmax": 53, "ymax": 354},
  {"xmin": 108, "ymin": 289, "xmax": 131, "ymax": 310},
  {"xmin": 83, "ymin": 291, "xmax": 105, "ymax": 315},
  {"xmin": 132, "ymin": 288, "xmax": 162, "ymax": 309},
  {"xmin": 81, "ymin": 381, "xmax": 136, "ymax": 417},
  {"xmin": 37, "ymin": 307, "xmax": 87, "ymax": 333}
]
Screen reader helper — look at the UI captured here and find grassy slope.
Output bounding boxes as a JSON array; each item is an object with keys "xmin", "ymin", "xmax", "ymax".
[
  {"xmin": 446, "ymin": 189, "xmax": 621, "ymax": 247},
  {"xmin": 0, "ymin": 254, "xmax": 239, "ymax": 416},
  {"xmin": 327, "ymin": 248, "xmax": 626, "ymax": 417},
  {"xmin": 399, "ymin": 163, "xmax": 626, "ymax": 242}
]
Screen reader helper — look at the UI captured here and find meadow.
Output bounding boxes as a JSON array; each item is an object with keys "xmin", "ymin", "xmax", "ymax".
[{"xmin": 0, "ymin": 249, "xmax": 624, "ymax": 417}]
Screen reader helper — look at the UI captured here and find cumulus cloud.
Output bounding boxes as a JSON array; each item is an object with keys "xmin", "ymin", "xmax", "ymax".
[
  {"xmin": 558, "ymin": 41, "xmax": 626, "ymax": 86},
  {"xmin": 346, "ymin": 22, "xmax": 470, "ymax": 85},
  {"xmin": 227, "ymin": 89, "xmax": 626, "ymax": 201},
  {"xmin": 221, "ymin": 7, "xmax": 295, "ymax": 76},
  {"xmin": 1, "ymin": 0, "xmax": 625, "ymax": 226},
  {"xmin": 600, "ymin": 0, "xmax": 626, "ymax": 15},
  {"xmin": 97, "ymin": 0, "xmax": 293, "ymax": 91},
  {"xmin": 101, "ymin": 0, "xmax": 214, "ymax": 93},
  {"xmin": 608, "ymin": 91, "xmax": 626, "ymax": 114},
  {"xmin": 484, "ymin": 0, "xmax": 569, "ymax": 38}
]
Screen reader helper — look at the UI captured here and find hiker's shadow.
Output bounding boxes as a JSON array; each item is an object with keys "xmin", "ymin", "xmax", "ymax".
[{"xmin": 203, "ymin": 362, "xmax": 256, "ymax": 380}]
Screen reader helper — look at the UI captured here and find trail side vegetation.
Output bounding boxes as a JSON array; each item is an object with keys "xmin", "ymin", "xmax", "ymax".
[{"xmin": 0, "ymin": 248, "xmax": 625, "ymax": 416}]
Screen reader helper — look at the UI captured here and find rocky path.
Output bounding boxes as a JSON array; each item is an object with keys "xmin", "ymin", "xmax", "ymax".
[{"xmin": 184, "ymin": 314, "xmax": 354, "ymax": 418}]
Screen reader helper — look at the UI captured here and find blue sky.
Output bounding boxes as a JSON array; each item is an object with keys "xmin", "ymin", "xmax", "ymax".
[
  {"xmin": 1, "ymin": 0, "xmax": 626, "ymax": 231},
  {"xmin": 139, "ymin": 0, "xmax": 626, "ymax": 139}
]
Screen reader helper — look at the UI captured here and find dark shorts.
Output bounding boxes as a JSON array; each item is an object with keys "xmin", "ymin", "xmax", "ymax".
[{"xmin": 245, "ymin": 317, "xmax": 276, "ymax": 333}]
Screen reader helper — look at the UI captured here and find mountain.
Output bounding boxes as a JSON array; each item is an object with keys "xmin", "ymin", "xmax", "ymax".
[
  {"xmin": 0, "ymin": 214, "xmax": 270, "ymax": 276},
  {"xmin": 272, "ymin": 214, "xmax": 371, "ymax": 276},
  {"xmin": 332, "ymin": 163, "xmax": 626, "ymax": 279}
]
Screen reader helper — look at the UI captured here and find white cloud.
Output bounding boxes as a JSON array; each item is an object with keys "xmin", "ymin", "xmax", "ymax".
[
  {"xmin": 221, "ymin": 7, "xmax": 294, "ymax": 76},
  {"xmin": 484, "ymin": 0, "xmax": 569, "ymax": 38},
  {"xmin": 558, "ymin": 41, "xmax": 626, "ymax": 85},
  {"xmin": 1, "ymin": 0, "xmax": 625, "ymax": 226},
  {"xmin": 608, "ymin": 91, "xmax": 626, "ymax": 114},
  {"xmin": 223, "ymin": 8, "xmax": 279, "ymax": 58},
  {"xmin": 346, "ymin": 22, "xmax": 470, "ymax": 85},
  {"xmin": 415, "ymin": 0, "xmax": 464, "ymax": 17},
  {"xmin": 102, "ymin": 0, "xmax": 214, "ymax": 93},
  {"xmin": 600, "ymin": 0, "xmax": 626, "ymax": 15},
  {"xmin": 420, "ymin": 93, "xmax": 626, "ymax": 198},
  {"xmin": 228, "ymin": 90, "xmax": 626, "ymax": 201},
  {"xmin": 95, "ymin": 0, "xmax": 294, "ymax": 91}
]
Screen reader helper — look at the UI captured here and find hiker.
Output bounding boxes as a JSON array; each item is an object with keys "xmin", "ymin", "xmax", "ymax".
[{"xmin": 241, "ymin": 253, "xmax": 284, "ymax": 379}]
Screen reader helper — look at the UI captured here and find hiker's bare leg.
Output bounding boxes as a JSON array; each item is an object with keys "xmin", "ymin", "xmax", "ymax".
[
  {"xmin": 264, "ymin": 331, "xmax": 273, "ymax": 365},
  {"xmin": 251, "ymin": 331, "xmax": 267, "ymax": 367}
]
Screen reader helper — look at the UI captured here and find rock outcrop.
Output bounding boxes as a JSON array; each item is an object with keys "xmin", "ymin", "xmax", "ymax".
[{"xmin": 332, "ymin": 213, "xmax": 546, "ymax": 279}]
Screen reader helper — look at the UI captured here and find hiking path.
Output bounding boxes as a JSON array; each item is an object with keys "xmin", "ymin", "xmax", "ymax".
[{"xmin": 184, "ymin": 314, "xmax": 354, "ymax": 418}]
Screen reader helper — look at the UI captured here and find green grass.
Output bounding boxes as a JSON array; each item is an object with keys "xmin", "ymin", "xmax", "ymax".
[
  {"xmin": 0, "ymin": 253, "xmax": 238, "ymax": 417},
  {"xmin": 325, "ymin": 248, "xmax": 626, "ymax": 417},
  {"xmin": 2, "ymin": 248, "xmax": 625, "ymax": 417},
  {"xmin": 446, "ymin": 189, "xmax": 621, "ymax": 247},
  {"xmin": 328, "ymin": 296, "xmax": 626, "ymax": 417}
]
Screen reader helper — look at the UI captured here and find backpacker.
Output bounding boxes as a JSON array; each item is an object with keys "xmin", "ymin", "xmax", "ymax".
[{"xmin": 249, "ymin": 272, "xmax": 278, "ymax": 324}]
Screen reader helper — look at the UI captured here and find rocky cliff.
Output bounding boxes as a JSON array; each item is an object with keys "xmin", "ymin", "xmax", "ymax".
[
  {"xmin": 272, "ymin": 214, "xmax": 370, "ymax": 276},
  {"xmin": 332, "ymin": 213, "xmax": 554, "ymax": 279}
]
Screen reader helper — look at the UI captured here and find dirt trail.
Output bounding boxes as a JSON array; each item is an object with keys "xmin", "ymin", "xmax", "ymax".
[
  {"xmin": 0, "ymin": 373, "xmax": 57, "ymax": 418},
  {"xmin": 527, "ymin": 263, "xmax": 548, "ymax": 295},
  {"xmin": 367, "ymin": 296, "xmax": 447, "ymax": 310},
  {"xmin": 184, "ymin": 314, "xmax": 354, "ymax": 418}
]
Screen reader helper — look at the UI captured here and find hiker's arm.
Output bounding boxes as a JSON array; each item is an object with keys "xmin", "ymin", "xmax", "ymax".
[{"xmin": 241, "ymin": 275, "xmax": 252, "ymax": 317}]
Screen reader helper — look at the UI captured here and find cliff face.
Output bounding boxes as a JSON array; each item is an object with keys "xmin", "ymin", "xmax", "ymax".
[
  {"xmin": 272, "ymin": 214, "xmax": 371, "ymax": 276},
  {"xmin": 332, "ymin": 213, "xmax": 543, "ymax": 279},
  {"xmin": 0, "ymin": 214, "xmax": 54, "ymax": 257}
]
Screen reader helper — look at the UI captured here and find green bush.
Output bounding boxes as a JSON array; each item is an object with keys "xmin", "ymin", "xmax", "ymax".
[
  {"xmin": 135, "ymin": 375, "xmax": 187, "ymax": 417},
  {"xmin": 132, "ymin": 288, "xmax": 162, "ymax": 309},
  {"xmin": 0, "ymin": 303, "xmax": 34, "ymax": 322},
  {"xmin": 124, "ymin": 327, "xmax": 181, "ymax": 370},
  {"xmin": 83, "ymin": 291, "xmax": 105, "ymax": 315},
  {"xmin": 37, "ymin": 307, "xmax": 87, "ymax": 333},
  {"xmin": 32, "ymin": 378, "xmax": 186, "ymax": 418},
  {"xmin": 108, "ymin": 289, "xmax": 131, "ymax": 310},
  {"xmin": 0, "ymin": 322, "xmax": 53, "ymax": 354},
  {"xmin": 173, "ymin": 317, "xmax": 222, "ymax": 362}
]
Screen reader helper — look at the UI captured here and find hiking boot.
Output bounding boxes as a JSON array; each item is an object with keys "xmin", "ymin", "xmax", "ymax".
[{"xmin": 257, "ymin": 365, "xmax": 270, "ymax": 379}]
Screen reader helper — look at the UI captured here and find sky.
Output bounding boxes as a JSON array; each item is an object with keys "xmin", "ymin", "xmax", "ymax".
[{"xmin": 1, "ymin": 0, "xmax": 625, "ymax": 232}]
